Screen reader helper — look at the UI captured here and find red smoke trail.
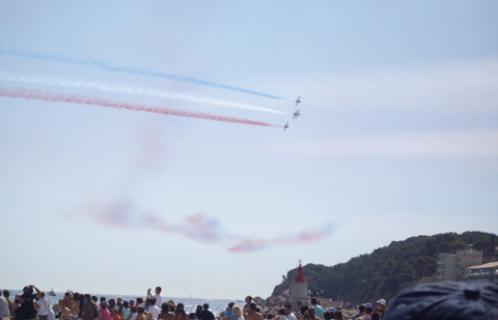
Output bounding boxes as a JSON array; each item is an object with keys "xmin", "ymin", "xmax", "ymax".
[
  {"xmin": 80, "ymin": 200, "xmax": 333, "ymax": 253},
  {"xmin": 0, "ymin": 88, "xmax": 281, "ymax": 128}
]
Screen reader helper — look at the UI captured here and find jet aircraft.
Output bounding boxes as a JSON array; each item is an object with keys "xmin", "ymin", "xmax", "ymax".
[
  {"xmin": 293, "ymin": 109, "xmax": 301, "ymax": 119},
  {"xmin": 295, "ymin": 96, "xmax": 301, "ymax": 107}
]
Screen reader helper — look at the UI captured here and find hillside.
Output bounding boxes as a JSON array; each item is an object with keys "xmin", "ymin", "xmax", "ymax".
[{"xmin": 271, "ymin": 231, "xmax": 498, "ymax": 303}]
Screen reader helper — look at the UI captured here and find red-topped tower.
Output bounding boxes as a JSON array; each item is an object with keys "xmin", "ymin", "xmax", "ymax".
[
  {"xmin": 294, "ymin": 260, "xmax": 306, "ymax": 282},
  {"xmin": 290, "ymin": 260, "xmax": 309, "ymax": 308}
]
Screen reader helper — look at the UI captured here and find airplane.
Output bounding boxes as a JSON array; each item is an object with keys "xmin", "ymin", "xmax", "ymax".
[
  {"xmin": 293, "ymin": 109, "xmax": 301, "ymax": 119},
  {"xmin": 295, "ymin": 96, "xmax": 301, "ymax": 107},
  {"xmin": 283, "ymin": 122, "xmax": 289, "ymax": 131}
]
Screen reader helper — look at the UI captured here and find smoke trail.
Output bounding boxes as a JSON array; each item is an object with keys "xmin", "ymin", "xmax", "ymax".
[
  {"xmin": 227, "ymin": 224, "xmax": 334, "ymax": 253},
  {"xmin": 0, "ymin": 72, "xmax": 285, "ymax": 114},
  {"xmin": 0, "ymin": 88, "xmax": 281, "ymax": 128},
  {"xmin": 86, "ymin": 203, "xmax": 224, "ymax": 243},
  {"xmin": 82, "ymin": 201, "xmax": 333, "ymax": 253},
  {"xmin": 0, "ymin": 47, "xmax": 283, "ymax": 100}
]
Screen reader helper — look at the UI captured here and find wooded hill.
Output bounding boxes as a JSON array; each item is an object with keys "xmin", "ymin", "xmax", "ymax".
[{"xmin": 271, "ymin": 231, "xmax": 497, "ymax": 303}]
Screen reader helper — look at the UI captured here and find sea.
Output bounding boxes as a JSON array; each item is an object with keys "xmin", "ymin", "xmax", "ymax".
[{"xmin": 9, "ymin": 290, "xmax": 241, "ymax": 315}]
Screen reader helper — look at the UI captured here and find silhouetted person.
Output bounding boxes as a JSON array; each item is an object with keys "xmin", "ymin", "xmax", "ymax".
[
  {"xmin": 19, "ymin": 286, "xmax": 40, "ymax": 320},
  {"xmin": 198, "ymin": 304, "xmax": 214, "ymax": 320},
  {"xmin": 384, "ymin": 281, "xmax": 498, "ymax": 320}
]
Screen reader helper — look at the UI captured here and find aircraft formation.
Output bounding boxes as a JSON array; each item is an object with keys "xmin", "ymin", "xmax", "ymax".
[{"xmin": 283, "ymin": 95, "xmax": 301, "ymax": 131}]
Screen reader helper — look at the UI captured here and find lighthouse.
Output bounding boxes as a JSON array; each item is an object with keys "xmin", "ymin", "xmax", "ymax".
[{"xmin": 289, "ymin": 260, "xmax": 309, "ymax": 308}]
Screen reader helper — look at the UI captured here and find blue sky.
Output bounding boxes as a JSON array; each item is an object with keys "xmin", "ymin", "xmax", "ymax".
[{"xmin": 1, "ymin": 1, "xmax": 497, "ymax": 299}]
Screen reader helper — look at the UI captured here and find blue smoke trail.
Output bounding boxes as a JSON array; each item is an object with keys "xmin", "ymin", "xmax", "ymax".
[{"xmin": 0, "ymin": 47, "xmax": 283, "ymax": 100}]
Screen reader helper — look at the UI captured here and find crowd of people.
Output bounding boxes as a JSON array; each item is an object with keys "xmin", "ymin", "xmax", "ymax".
[
  {"xmin": 287, "ymin": 297, "xmax": 386, "ymax": 320},
  {"xmin": 0, "ymin": 286, "xmax": 377, "ymax": 320},
  {"xmin": 0, "ymin": 286, "xmax": 54, "ymax": 320},
  {"xmin": 0, "ymin": 286, "xmax": 209, "ymax": 320},
  {"xmin": 2, "ymin": 281, "xmax": 497, "ymax": 320}
]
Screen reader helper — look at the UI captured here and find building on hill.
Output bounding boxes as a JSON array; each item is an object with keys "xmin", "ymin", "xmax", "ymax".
[
  {"xmin": 438, "ymin": 253, "xmax": 457, "ymax": 281},
  {"xmin": 456, "ymin": 247, "xmax": 483, "ymax": 269},
  {"xmin": 289, "ymin": 260, "xmax": 308, "ymax": 309},
  {"xmin": 437, "ymin": 247, "xmax": 483, "ymax": 281},
  {"xmin": 463, "ymin": 261, "xmax": 498, "ymax": 283}
]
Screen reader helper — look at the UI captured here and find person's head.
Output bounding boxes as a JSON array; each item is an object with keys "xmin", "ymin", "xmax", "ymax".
[
  {"xmin": 37, "ymin": 291, "xmax": 45, "ymax": 299},
  {"xmin": 325, "ymin": 307, "xmax": 335, "ymax": 316},
  {"xmin": 300, "ymin": 306, "xmax": 308, "ymax": 316},
  {"xmin": 101, "ymin": 301, "xmax": 109, "ymax": 310},
  {"xmin": 374, "ymin": 299, "xmax": 386, "ymax": 315},
  {"xmin": 168, "ymin": 302, "xmax": 176, "ymax": 313},
  {"xmin": 266, "ymin": 313, "xmax": 273, "ymax": 320},
  {"xmin": 137, "ymin": 306, "xmax": 145, "ymax": 314},
  {"xmin": 92, "ymin": 296, "xmax": 98, "ymax": 303},
  {"xmin": 109, "ymin": 298, "xmax": 116, "ymax": 308},
  {"xmin": 123, "ymin": 301, "xmax": 129, "ymax": 308},
  {"xmin": 333, "ymin": 311, "xmax": 342, "ymax": 320},
  {"xmin": 136, "ymin": 297, "xmax": 143, "ymax": 305},
  {"xmin": 311, "ymin": 298, "xmax": 318, "ymax": 306},
  {"xmin": 168, "ymin": 301, "xmax": 176, "ymax": 312},
  {"xmin": 189, "ymin": 313, "xmax": 195, "ymax": 320},
  {"xmin": 23, "ymin": 286, "xmax": 32, "ymax": 295},
  {"xmin": 195, "ymin": 305, "xmax": 203, "ymax": 315},
  {"xmin": 249, "ymin": 303, "xmax": 257, "ymax": 312},
  {"xmin": 149, "ymin": 297, "xmax": 157, "ymax": 306},
  {"xmin": 155, "ymin": 287, "xmax": 162, "ymax": 295},
  {"xmin": 232, "ymin": 306, "xmax": 242, "ymax": 318},
  {"xmin": 161, "ymin": 303, "xmax": 169, "ymax": 313},
  {"xmin": 323, "ymin": 312, "xmax": 331, "ymax": 320},
  {"xmin": 245, "ymin": 296, "xmax": 252, "ymax": 304},
  {"xmin": 227, "ymin": 302, "xmax": 235, "ymax": 311},
  {"xmin": 278, "ymin": 309, "xmax": 286, "ymax": 316},
  {"xmin": 176, "ymin": 303, "xmax": 185, "ymax": 314},
  {"xmin": 376, "ymin": 299, "xmax": 386, "ymax": 306},
  {"xmin": 117, "ymin": 297, "xmax": 123, "ymax": 305},
  {"xmin": 2, "ymin": 290, "xmax": 9, "ymax": 298},
  {"xmin": 100, "ymin": 297, "xmax": 107, "ymax": 303},
  {"xmin": 203, "ymin": 303, "xmax": 209, "ymax": 310},
  {"xmin": 358, "ymin": 305, "xmax": 365, "ymax": 314},
  {"xmin": 73, "ymin": 293, "xmax": 80, "ymax": 301}
]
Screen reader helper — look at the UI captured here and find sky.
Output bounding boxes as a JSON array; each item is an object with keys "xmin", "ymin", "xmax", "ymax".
[{"xmin": 1, "ymin": 1, "xmax": 497, "ymax": 300}]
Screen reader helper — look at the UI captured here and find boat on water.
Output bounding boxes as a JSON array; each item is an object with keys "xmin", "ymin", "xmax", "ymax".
[{"xmin": 48, "ymin": 289, "xmax": 56, "ymax": 296}]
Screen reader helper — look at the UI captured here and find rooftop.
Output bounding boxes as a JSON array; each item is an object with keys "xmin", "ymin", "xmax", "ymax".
[{"xmin": 465, "ymin": 261, "xmax": 498, "ymax": 270}]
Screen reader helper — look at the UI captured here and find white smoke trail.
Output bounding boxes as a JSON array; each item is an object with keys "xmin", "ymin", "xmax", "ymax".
[{"xmin": 0, "ymin": 72, "xmax": 286, "ymax": 115}]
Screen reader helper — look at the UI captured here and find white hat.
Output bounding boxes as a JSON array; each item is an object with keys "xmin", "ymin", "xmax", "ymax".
[{"xmin": 376, "ymin": 299, "xmax": 386, "ymax": 306}]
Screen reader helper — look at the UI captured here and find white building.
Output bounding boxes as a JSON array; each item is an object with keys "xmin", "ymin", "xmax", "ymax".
[{"xmin": 437, "ymin": 247, "xmax": 483, "ymax": 281}]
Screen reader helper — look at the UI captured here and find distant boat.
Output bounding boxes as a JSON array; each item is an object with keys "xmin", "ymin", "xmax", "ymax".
[{"xmin": 48, "ymin": 289, "xmax": 56, "ymax": 296}]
